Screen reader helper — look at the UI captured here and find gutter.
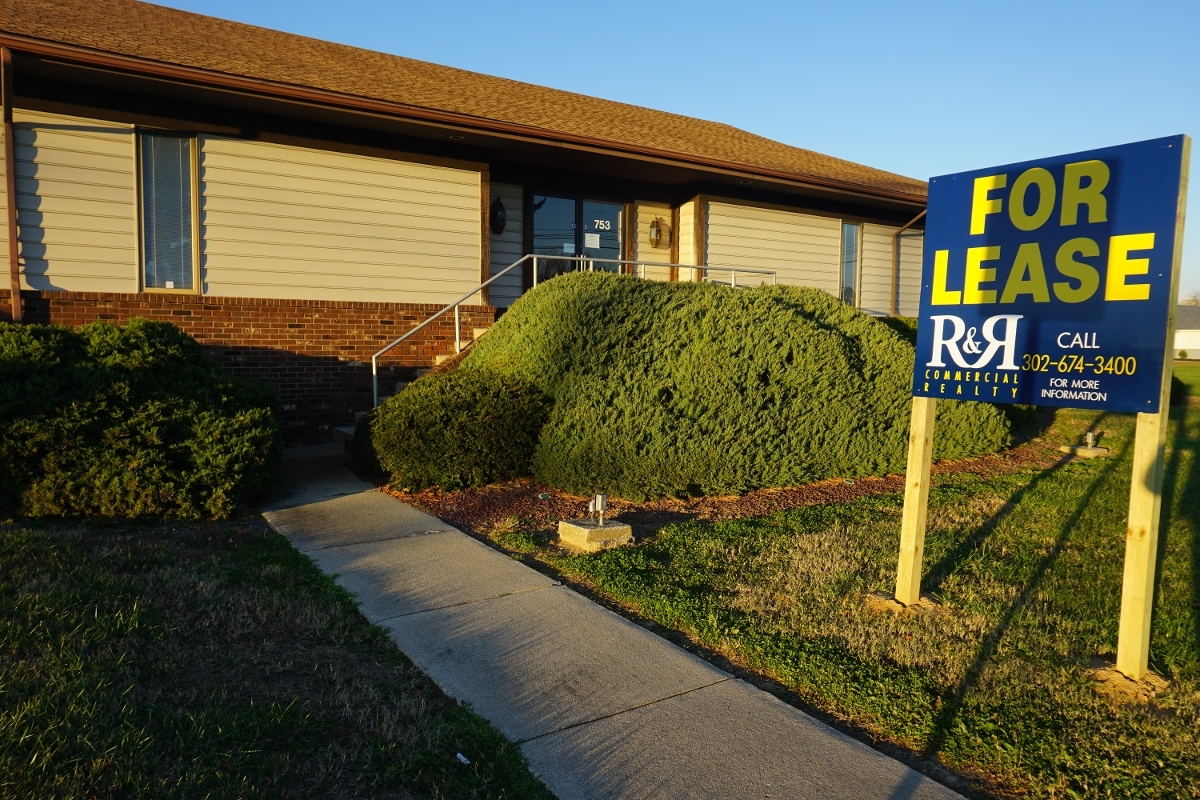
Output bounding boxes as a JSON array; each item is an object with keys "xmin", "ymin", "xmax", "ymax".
[
  {"xmin": 890, "ymin": 209, "xmax": 926, "ymax": 316},
  {"xmin": 0, "ymin": 33, "xmax": 928, "ymax": 208}
]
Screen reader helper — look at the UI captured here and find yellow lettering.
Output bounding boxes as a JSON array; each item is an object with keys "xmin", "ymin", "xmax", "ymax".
[
  {"xmin": 940, "ymin": 384, "xmax": 946, "ymax": 394},
  {"xmin": 964, "ymin": 246, "xmax": 1000, "ymax": 304},
  {"xmin": 1012, "ymin": 388, "xmax": 1018, "ymax": 398},
  {"xmin": 932, "ymin": 250, "xmax": 961, "ymax": 305},
  {"xmin": 1001, "ymin": 242, "xmax": 1051, "ymax": 302},
  {"xmin": 956, "ymin": 385, "xmax": 963, "ymax": 395},
  {"xmin": 992, "ymin": 387, "xmax": 998, "ymax": 396},
  {"xmin": 924, "ymin": 382, "xmax": 929, "ymax": 391},
  {"xmin": 970, "ymin": 174, "xmax": 1007, "ymax": 235},
  {"xmin": 1009, "ymin": 168, "xmax": 1056, "ymax": 231},
  {"xmin": 1060, "ymin": 160, "xmax": 1109, "ymax": 226},
  {"xmin": 1053, "ymin": 238, "xmax": 1100, "ymax": 303},
  {"xmin": 1105, "ymin": 233, "xmax": 1155, "ymax": 301},
  {"xmin": 955, "ymin": 371, "xmax": 962, "ymax": 381}
]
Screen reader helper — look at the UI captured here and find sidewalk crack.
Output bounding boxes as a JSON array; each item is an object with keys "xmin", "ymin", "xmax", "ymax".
[
  {"xmin": 515, "ymin": 677, "xmax": 731, "ymax": 744},
  {"xmin": 297, "ymin": 529, "xmax": 458, "ymax": 553},
  {"xmin": 373, "ymin": 582, "xmax": 559, "ymax": 624}
]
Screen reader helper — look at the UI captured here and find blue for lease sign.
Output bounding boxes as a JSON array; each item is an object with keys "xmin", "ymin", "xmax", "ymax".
[{"xmin": 912, "ymin": 136, "xmax": 1188, "ymax": 413}]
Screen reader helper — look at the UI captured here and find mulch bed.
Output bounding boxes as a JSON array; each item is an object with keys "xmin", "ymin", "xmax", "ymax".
[{"xmin": 385, "ymin": 438, "xmax": 1064, "ymax": 541}]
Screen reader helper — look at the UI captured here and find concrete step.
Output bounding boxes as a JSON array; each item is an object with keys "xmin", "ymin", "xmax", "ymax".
[
  {"xmin": 434, "ymin": 353, "xmax": 455, "ymax": 365},
  {"xmin": 332, "ymin": 425, "xmax": 356, "ymax": 451},
  {"xmin": 473, "ymin": 327, "xmax": 490, "ymax": 340}
]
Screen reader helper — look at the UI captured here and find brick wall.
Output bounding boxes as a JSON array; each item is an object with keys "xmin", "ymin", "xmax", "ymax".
[{"xmin": 1, "ymin": 290, "xmax": 498, "ymax": 446}]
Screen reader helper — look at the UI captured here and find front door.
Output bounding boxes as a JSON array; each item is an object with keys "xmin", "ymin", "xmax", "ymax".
[{"xmin": 531, "ymin": 195, "xmax": 623, "ymax": 284}]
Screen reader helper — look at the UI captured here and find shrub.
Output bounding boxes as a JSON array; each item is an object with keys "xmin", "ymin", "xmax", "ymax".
[
  {"xmin": 879, "ymin": 315, "xmax": 918, "ymax": 344},
  {"xmin": 463, "ymin": 271, "xmax": 1011, "ymax": 500},
  {"xmin": 0, "ymin": 319, "xmax": 281, "ymax": 519},
  {"xmin": 1181, "ymin": 350, "xmax": 1189, "ymax": 360},
  {"xmin": 364, "ymin": 368, "xmax": 551, "ymax": 491}
]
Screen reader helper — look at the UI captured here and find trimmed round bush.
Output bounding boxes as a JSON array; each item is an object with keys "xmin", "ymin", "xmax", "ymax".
[
  {"xmin": 463, "ymin": 271, "xmax": 1012, "ymax": 500},
  {"xmin": 0, "ymin": 319, "xmax": 282, "ymax": 519},
  {"xmin": 363, "ymin": 368, "xmax": 551, "ymax": 491}
]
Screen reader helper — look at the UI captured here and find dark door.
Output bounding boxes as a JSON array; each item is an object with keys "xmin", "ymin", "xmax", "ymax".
[{"xmin": 531, "ymin": 195, "xmax": 623, "ymax": 285}]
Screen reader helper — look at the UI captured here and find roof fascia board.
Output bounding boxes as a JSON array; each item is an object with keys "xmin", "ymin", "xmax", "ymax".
[
  {"xmin": 14, "ymin": 93, "xmax": 490, "ymax": 174},
  {"xmin": 697, "ymin": 193, "xmax": 928, "ymax": 228},
  {"xmin": 1, "ymin": 33, "xmax": 926, "ymax": 208}
]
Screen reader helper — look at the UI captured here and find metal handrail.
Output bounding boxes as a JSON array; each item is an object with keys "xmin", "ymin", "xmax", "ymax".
[
  {"xmin": 370, "ymin": 254, "xmax": 779, "ymax": 407},
  {"xmin": 371, "ymin": 254, "xmax": 533, "ymax": 407},
  {"xmin": 529, "ymin": 254, "xmax": 777, "ymax": 289}
]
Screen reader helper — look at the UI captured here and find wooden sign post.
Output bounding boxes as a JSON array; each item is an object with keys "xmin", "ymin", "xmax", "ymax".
[
  {"xmin": 895, "ymin": 397, "xmax": 936, "ymax": 607},
  {"xmin": 895, "ymin": 136, "xmax": 1189, "ymax": 682},
  {"xmin": 1115, "ymin": 148, "xmax": 1189, "ymax": 680}
]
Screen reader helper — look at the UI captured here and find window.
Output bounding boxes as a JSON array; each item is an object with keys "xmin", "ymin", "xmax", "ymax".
[
  {"xmin": 840, "ymin": 222, "xmax": 859, "ymax": 306},
  {"xmin": 140, "ymin": 132, "xmax": 197, "ymax": 291}
]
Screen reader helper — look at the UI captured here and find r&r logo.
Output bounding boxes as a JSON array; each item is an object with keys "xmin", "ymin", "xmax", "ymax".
[{"xmin": 926, "ymin": 315, "xmax": 1023, "ymax": 370}]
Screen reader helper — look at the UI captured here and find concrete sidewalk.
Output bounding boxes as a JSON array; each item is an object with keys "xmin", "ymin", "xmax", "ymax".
[{"xmin": 263, "ymin": 445, "xmax": 962, "ymax": 800}]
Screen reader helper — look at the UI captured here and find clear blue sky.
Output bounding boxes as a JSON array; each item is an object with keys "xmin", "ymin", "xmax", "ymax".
[{"xmin": 159, "ymin": 0, "xmax": 1200, "ymax": 300}]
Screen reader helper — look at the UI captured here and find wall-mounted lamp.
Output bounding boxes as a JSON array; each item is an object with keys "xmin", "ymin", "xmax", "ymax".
[
  {"xmin": 490, "ymin": 196, "xmax": 507, "ymax": 234},
  {"xmin": 648, "ymin": 217, "xmax": 671, "ymax": 249}
]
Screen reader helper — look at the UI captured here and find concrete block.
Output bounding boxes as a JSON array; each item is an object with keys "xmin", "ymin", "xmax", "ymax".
[
  {"xmin": 558, "ymin": 518, "xmax": 633, "ymax": 552},
  {"xmin": 1059, "ymin": 444, "xmax": 1110, "ymax": 458}
]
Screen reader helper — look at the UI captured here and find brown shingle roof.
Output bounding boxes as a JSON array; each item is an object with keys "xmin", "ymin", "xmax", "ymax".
[{"xmin": 0, "ymin": 0, "xmax": 927, "ymax": 200}]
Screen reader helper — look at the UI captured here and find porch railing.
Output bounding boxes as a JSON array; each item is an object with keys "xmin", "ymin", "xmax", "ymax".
[
  {"xmin": 370, "ymin": 255, "xmax": 777, "ymax": 407},
  {"xmin": 529, "ymin": 255, "xmax": 777, "ymax": 289}
]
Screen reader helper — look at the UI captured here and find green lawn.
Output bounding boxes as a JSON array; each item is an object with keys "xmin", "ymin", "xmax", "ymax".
[
  {"xmin": 489, "ymin": 407, "xmax": 1200, "ymax": 799},
  {"xmin": 1176, "ymin": 363, "xmax": 1200, "ymax": 398},
  {"xmin": 0, "ymin": 518, "xmax": 552, "ymax": 799}
]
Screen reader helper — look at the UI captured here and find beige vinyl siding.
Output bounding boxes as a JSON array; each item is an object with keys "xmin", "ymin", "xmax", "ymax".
[
  {"xmin": 859, "ymin": 224, "xmax": 896, "ymax": 316},
  {"xmin": 859, "ymin": 224, "xmax": 925, "ymax": 316},
  {"xmin": 199, "ymin": 136, "xmax": 482, "ymax": 303},
  {"xmin": 897, "ymin": 232, "xmax": 923, "ymax": 317},
  {"xmin": 704, "ymin": 202, "xmax": 839, "ymax": 293},
  {"xmin": 487, "ymin": 183, "xmax": 523, "ymax": 307},
  {"xmin": 632, "ymin": 201, "xmax": 673, "ymax": 281},
  {"xmin": 676, "ymin": 199, "xmax": 697, "ymax": 282},
  {"xmin": 10, "ymin": 110, "xmax": 138, "ymax": 292}
]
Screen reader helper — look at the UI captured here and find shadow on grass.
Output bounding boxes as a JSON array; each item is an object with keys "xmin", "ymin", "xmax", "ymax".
[
  {"xmin": 924, "ymin": 414, "xmax": 1112, "ymax": 596},
  {"xmin": 921, "ymin": 415, "xmax": 1129, "ymax": 759},
  {"xmin": 1158, "ymin": 384, "xmax": 1199, "ymax": 661},
  {"xmin": 615, "ymin": 509, "xmax": 700, "ymax": 543},
  {"xmin": 1006, "ymin": 405, "xmax": 1059, "ymax": 448}
]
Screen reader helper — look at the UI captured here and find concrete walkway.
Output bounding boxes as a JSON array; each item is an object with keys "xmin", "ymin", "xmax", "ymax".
[{"xmin": 263, "ymin": 445, "xmax": 962, "ymax": 800}]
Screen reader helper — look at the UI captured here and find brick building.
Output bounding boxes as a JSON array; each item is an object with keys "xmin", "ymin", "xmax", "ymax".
[{"xmin": 0, "ymin": 0, "xmax": 928, "ymax": 445}]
